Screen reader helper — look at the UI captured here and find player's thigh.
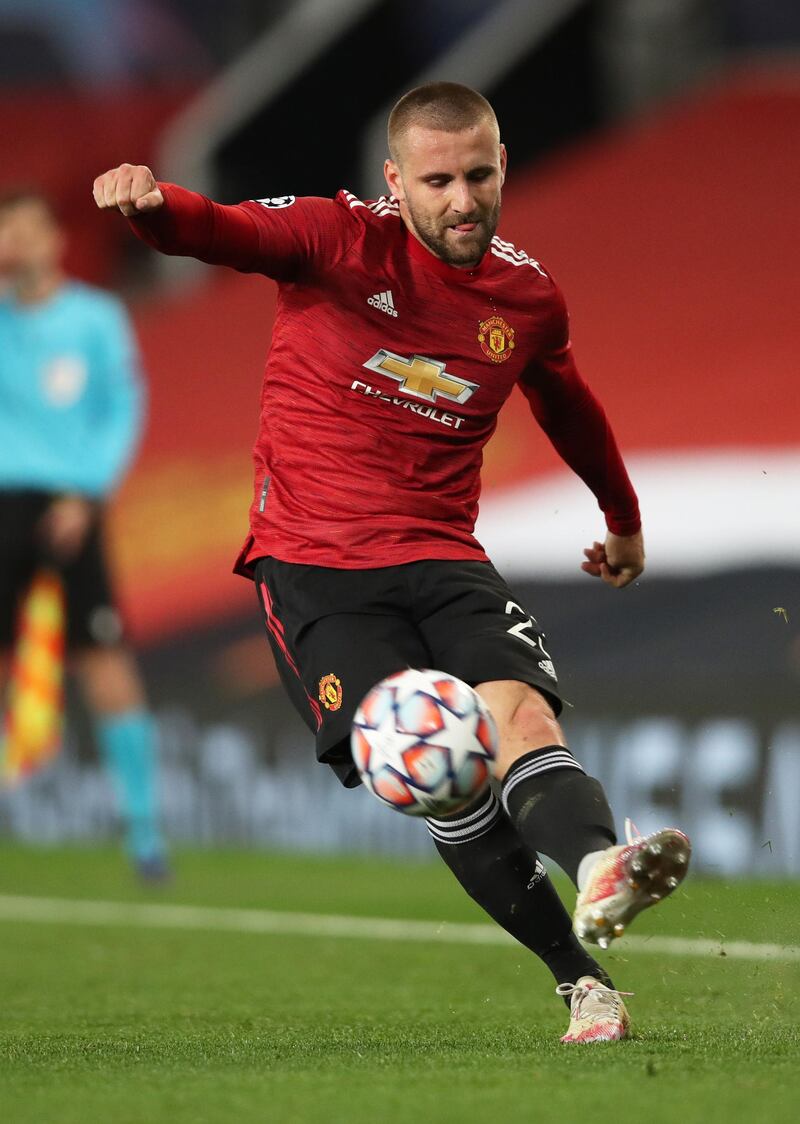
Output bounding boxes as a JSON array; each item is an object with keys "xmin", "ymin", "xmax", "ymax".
[
  {"xmin": 412, "ymin": 559, "xmax": 564, "ymax": 716},
  {"xmin": 255, "ymin": 558, "xmax": 431, "ymax": 786}
]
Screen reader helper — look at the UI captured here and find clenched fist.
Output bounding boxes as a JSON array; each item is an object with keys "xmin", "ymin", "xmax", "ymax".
[{"xmin": 92, "ymin": 164, "xmax": 164, "ymax": 217}]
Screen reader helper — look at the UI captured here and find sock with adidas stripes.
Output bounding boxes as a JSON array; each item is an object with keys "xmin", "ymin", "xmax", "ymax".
[
  {"xmin": 426, "ymin": 788, "xmax": 612, "ymax": 990},
  {"xmin": 501, "ymin": 746, "xmax": 617, "ymax": 885}
]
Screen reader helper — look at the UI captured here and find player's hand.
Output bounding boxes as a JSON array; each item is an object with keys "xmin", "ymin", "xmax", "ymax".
[
  {"xmin": 92, "ymin": 164, "xmax": 164, "ymax": 217},
  {"xmin": 38, "ymin": 496, "xmax": 95, "ymax": 563},
  {"xmin": 581, "ymin": 530, "xmax": 644, "ymax": 589}
]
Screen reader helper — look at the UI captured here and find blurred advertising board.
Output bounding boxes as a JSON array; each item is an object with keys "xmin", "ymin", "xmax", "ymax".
[{"xmin": 2, "ymin": 570, "xmax": 798, "ymax": 875}]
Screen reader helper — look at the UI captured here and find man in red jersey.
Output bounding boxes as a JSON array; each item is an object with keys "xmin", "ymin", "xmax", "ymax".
[{"xmin": 93, "ymin": 83, "xmax": 690, "ymax": 1043}]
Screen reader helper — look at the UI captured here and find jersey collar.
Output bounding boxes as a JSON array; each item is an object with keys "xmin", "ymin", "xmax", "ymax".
[{"xmin": 403, "ymin": 223, "xmax": 492, "ymax": 283}]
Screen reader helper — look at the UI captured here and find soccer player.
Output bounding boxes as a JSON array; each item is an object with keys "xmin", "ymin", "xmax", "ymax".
[
  {"xmin": 93, "ymin": 82, "xmax": 690, "ymax": 1041},
  {"xmin": 0, "ymin": 189, "xmax": 169, "ymax": 881}
]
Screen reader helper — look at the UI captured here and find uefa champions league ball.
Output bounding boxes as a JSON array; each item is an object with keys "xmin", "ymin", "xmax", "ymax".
[{"xmin": 350, "ymin": 668, "xmax": 498, "ymax": 817}]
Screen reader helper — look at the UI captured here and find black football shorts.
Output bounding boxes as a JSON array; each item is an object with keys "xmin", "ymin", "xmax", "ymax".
[
  {"xmin": 0, "ymin": 490, "xmax": 124, "ymax": 650},
  {"xmin": 254, "ymin": 556, "xmax": 564, "ymax": 787}
]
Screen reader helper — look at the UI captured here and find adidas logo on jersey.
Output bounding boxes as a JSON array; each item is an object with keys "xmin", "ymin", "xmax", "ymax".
[{"xmin": 367, "ymin": 290, "xmax": 398, "ymax": 317}]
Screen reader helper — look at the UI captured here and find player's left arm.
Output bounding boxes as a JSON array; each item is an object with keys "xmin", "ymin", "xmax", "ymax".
[
  {"xmin": 580, "ymin": 531, "xmax": 644, "ymax": 589},
  {"xmin": 520, "ymin": 287, "xmax": 643, "ymax": 589}
]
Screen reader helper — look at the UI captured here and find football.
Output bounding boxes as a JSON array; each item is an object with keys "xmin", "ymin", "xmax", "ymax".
[{"xmin": 350, "ymin": 668, "xmax": 498, "ymax": 817}]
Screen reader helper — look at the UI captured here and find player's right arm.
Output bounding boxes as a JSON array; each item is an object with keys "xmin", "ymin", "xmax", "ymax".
[
  {"xmin": 93, "ymin": 164, "xmax": 357, "ymax": 278},
  {"xmin": 93, "ymin": 163, "xmax": 264, "ymax": 272},
  {"xmin": 93, "ymin": 164, "xmax": 164, "ymax": 217}
]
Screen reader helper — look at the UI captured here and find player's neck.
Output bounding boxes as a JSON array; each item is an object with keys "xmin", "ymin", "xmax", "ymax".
[
  {"xmin": 397, "ymin": 199, "xmax": 482, "ymax": 272},
  {"xmin": 12, "ymin": 268, "xmax": 65, "ymax": 306},
  {"xmin": 404, "ymin": 223, "xmax": 482, "ymax": 271},
  {"xmin": 402, "ymin": 222, "xmax": 489, "ymax": 282}
]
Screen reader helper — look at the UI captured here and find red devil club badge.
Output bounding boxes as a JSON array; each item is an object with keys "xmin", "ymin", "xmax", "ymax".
[{"xmin": 478, "ymin": 316, "xmax": 515, "ymax": 363}]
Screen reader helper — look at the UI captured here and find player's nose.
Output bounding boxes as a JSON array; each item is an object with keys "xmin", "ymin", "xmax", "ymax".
[{"xmin": 449, "ymin": 179, "xmax": 476, "ymax": 216}]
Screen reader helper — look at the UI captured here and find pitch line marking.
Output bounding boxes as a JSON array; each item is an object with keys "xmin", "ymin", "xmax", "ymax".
[{"xmin": 0, "ymin": 894, "xmax": 798, "ymax": 963}]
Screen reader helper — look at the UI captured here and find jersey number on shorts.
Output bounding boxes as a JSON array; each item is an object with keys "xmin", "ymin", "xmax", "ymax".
[{"xmin": 504, "ymin": 600, "xmax": 552, "ymax": 657}]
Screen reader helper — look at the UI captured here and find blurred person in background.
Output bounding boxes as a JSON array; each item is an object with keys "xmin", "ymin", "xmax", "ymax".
[{"xmin": 0, "ymin": 189, "xmax": 169, "ymax": 881}]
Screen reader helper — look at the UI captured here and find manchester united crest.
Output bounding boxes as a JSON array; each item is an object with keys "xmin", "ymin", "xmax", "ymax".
[
  {"xmin": 318, "ymin": 673, "xmax": 343, "ymax": 711},
  {"xmin": 478, "ymin": 315, "xmax": 515, "ymax": 363}
]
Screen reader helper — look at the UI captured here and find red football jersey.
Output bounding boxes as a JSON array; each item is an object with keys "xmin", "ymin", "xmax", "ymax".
[{"xmin": 131, "ymin": 186, "xmax": 640, "ymax": 571}]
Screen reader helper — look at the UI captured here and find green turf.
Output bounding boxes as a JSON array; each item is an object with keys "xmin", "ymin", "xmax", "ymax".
[{"xmin": 0, "ymin": 845, "xmax": 798, "ymax": 1124}]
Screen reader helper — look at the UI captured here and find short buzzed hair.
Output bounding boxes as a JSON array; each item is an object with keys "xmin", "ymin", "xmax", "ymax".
[{"xmin": 388, "ymin": 82, "xmax": 499, "ymax": 164}]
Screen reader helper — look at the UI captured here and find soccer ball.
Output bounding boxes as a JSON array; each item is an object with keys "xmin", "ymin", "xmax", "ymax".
[{"xmin": 351, "ymin": 668, "xmax": 498, "ymax": 817}]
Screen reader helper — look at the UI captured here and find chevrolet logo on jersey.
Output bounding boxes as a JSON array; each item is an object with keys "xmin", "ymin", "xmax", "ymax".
[{"xmin": 363, "ymin": 350, "xmax": 479, "ymax": 405}]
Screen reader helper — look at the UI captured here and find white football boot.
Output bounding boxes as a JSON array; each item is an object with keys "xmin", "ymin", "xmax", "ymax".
[
  {"xmin": 557, "ymin": 977, "xmax": 632, "ymax": 1044},
  {"xmin": 573, "ymin": 819, "xmax": 691, "ymax": 948}
]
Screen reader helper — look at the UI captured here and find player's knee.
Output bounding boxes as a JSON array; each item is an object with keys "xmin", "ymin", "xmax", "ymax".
[
  {"xmin": 506, "ymin": 686, "xmax": 559, "ymax": 742},
  {"xmin": 477, "ymin": 680, "xmax": 560, "ymax": 745}
]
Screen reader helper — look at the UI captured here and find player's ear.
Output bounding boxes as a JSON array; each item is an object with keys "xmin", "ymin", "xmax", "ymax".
[
  {"xmin": 384, "ymin": 158, "xmax": 404, "ymax": 201},
  {"xmin": 499, "ymin": 143, "xmax": 507, "ymax": 186}
]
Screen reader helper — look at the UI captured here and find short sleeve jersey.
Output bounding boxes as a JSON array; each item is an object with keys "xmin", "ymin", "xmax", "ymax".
[{"xmin": 134, "ymin": 186, "xmax": 639, "ymax": 572}]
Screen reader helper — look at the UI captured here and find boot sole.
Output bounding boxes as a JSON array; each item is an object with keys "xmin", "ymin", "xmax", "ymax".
[{"xmin": 576, "ymin": 829, "xmax": 691, "ymax": 946}]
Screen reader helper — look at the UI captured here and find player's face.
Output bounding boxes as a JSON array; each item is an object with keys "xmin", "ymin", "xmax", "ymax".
[
  {"xmin": 385, "ymin": 122, "xmax": 506, "ymax": 269},
  {"xmin": 0, "ymin": 201, "xmax": 63, "ymax": 282}
]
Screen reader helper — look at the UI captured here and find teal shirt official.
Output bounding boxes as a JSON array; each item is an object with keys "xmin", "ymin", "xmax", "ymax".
[{"xmin": 0, "ymin": 281, "xmax": 144, "ymax": 498}]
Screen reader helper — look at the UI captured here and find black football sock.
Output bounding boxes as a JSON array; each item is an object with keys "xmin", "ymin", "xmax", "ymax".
[
  {"xmin": 501, "ymin": 746, "xmax": 617, "ymax": 886},
  {"xmin": 426, "ymin": 789, "xmax": 613, "ymax": 993}
]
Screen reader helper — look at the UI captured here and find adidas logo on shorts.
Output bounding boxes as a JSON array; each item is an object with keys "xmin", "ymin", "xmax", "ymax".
[{"xmin": 367, "ymin": 289, "xmax": 398, "ymax": 317}]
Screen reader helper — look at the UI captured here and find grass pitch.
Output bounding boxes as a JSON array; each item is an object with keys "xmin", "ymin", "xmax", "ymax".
[{"xmin": 0, "ymin": 845, "xmax": 798, "ymax": 1124}]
